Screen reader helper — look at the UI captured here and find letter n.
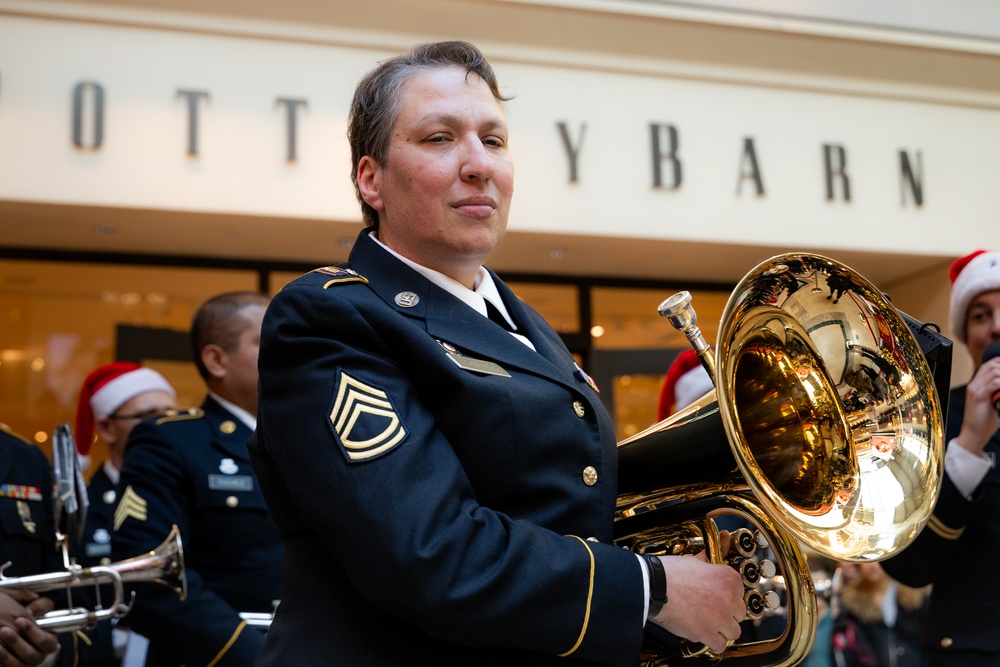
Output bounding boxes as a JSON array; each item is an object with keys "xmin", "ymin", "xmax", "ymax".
[{"xmin": 899, "ymin": 150, "xmax": 924, "ymax": 207}]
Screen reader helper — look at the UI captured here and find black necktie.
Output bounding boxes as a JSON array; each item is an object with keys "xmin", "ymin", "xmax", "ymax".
[{"xmin": 484, "ymin": 299, "xmax": 515, "ymax": 332}]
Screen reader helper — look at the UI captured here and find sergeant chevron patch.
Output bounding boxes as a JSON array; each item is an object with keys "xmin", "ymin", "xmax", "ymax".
[
  {"xmin": 329, "ymin": 371, "xmax": 407, "ymax": 462},
  {"xmin": 113, "ymin": 485, "xmax": 148, "ymax": 531}
]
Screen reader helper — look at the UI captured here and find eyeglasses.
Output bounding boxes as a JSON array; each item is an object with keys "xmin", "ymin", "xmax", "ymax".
[{"xmin": 107, "ymin": 408, "xmax": 170, "ymax": 422}]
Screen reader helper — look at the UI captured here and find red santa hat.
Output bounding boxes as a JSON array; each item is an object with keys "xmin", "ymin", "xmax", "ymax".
[
  {"xmin": 657, "ymin": 349, "xmax": 714, "ymax": 421},
  {"xmin": 949, "ymin": 250, "xmax": 1000, "ymax": 343},
  {"xmin": 74, "ymin": 362, "xmax": 175, "ymax": 455}
]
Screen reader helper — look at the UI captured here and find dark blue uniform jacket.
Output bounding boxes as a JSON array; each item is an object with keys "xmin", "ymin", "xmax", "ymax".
[
  {"xmin": 249, "ymin": 231, "xmax": 645, "ymax": 666},
  {"xmin": 80, "ymin": 465, "xmax": 116, "ymax": 565},
  {"xmin": 0, "ymin": 424, "xmax": 91, "ymax": 666},
  {"xmin": 882, "ymin": 385, "xmax": 1000, "ymax": 666},
  {"xmin": 0, "ymin": 424, "xmax": 58, "ymax": 578},
  {"xmin": 113, "ymin": 397, "xmax": 282, "ymax": 667},
  {"xmin": 75, "ymin": 464, "xmax": 120, "ymax": 666}
]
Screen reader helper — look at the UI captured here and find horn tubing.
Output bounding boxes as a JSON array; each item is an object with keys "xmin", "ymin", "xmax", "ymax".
[{"xmin": 614, "ymin": 252, "xmax": 945, "ymax": 666}]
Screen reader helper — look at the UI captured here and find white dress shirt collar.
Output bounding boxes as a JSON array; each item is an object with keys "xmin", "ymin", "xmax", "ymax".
[
  {"xmin": 369, "ymin": 233, "xmax": 535, "ymax": 349},
  {"xmin": 209, "ymin": 392, "xmax": 256, "ymax": 431}
]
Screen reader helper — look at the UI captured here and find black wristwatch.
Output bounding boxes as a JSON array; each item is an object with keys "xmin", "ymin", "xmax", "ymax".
[{"xmin": 642, "ymin": 554, "xmax": 668, "ymax": 616}]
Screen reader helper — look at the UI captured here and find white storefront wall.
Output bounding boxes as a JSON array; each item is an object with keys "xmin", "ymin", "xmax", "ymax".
[{"xmin": 1, "ymin": 7, "xmax": 998, "ymax": 256}]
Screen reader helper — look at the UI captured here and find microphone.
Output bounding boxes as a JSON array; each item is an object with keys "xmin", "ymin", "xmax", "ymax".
[{"xmin": 985, "ymin": 342, "xmax": 1000, "ymax": 417}]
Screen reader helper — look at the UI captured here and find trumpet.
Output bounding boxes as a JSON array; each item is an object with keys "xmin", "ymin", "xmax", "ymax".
[
  {"xmin": 0, "ymin": 524, "xmax": 188, "ymax": 633},
  {"xmin": 0, "ymin": 424, "xmax": 186, "ymax": 633}
]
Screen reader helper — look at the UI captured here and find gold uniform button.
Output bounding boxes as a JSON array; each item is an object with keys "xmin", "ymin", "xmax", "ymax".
[
  {"xmin": 582, "ymin": 466, "xmax": 598, "ymax": 486},
  {"xmin": 572, "ymin": 401, "xmax": 585, "ymax": 418},
  {"xmin": 220, "ymin": 420, "xmax": 237, "ymax": 434},
  {"xmin": 226, "ymin": 495, "xmax": 239, "ymax": 508},
  {"xmin": 940, "ymin": 638, "xmax": 953, "ymax": 648}
]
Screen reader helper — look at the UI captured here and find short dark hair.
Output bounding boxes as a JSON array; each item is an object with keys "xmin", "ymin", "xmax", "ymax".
[
  {"xmin": 347, "ymin": 40, "xmax": 510, "ymax": 230},
  {"xmin": 190, "ymin": 291, "xmax": 268, "ymax": 381}
]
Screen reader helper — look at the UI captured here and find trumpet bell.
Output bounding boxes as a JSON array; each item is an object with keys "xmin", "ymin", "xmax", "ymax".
[{"xmin": 115, "ymin": 523, "xmax": 188, "ymax": 601}]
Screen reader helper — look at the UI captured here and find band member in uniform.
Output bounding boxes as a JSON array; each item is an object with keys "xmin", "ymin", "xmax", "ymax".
[
  {"xmin": 0, "ymin": 423, "xmax": 62, "ymax": 667},
  {"xmin": 112, "ymin": 292, "xmax": 282, "ymax": 667},
  {"xmin": 249, "ymin": 41, "xmax": 746, "ymax": 666},
  {"xmin": 882, "ymin": 250, "xmax": 1000, "ymax": 666},
  {"xmin": 73, "ymin": 362, "xmax": 176, "ymax": 665}
]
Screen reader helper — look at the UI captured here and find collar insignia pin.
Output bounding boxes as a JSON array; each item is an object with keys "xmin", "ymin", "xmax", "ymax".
[{"xmin": 394, "ymin": 292, "xmax": 420, "ymax": 308}]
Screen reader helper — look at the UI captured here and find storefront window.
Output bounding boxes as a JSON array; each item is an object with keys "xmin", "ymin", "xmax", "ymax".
[
  {"xmin": 0, "ymin": 259, "xmax": 256, "ymax": 465},
  {"xmin": 591, "ymin": 287, "xmax": 728, "ymax": 350},
  {"xmin": 505, "ymin": 282, "xmax": 580, "ymax": 333},
  {"xmin": 590, "ymin": 287, "xmax": 728, "ymax": 438}
]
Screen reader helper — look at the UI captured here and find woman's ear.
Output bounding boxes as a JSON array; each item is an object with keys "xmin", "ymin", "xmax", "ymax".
[{"xmin": 356, "ymin": 156, "xmax": 384, "ymax": 212}]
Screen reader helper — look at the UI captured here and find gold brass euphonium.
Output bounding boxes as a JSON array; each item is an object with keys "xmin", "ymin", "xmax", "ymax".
[{"xmin": 614, "ymin": 254, "xmax": 946, "ymax": 666}]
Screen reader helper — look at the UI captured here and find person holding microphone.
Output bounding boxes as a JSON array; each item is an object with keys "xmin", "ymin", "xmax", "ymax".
[{"xmin": 882, "ymin": 249, "xmax": 1000, "ymax": 667}]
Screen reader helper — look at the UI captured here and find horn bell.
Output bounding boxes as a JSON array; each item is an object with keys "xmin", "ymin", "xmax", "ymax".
[
  {"xmin": 614, "ymin": 253, "xmax": 946, "ymax": 665},
  {"xmin": 717, "ymin": 253, "xmax": 944, "ymax": 561}
]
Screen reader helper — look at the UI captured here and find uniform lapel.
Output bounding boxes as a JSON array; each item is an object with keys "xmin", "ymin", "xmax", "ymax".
[
  {"xmin": 200, "ymin": 396, "xmax": 253, "ymax": 462},
  {"xmin": 348, "ymin": 233, "xmax": 578, "ymax": 391},
  {"xmin": 491, "ymin": 271, "xmax": 577, "ymax": 370}
]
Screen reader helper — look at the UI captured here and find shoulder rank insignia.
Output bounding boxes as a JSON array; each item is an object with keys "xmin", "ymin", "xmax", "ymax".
[
  {"xmin": 328, "ymin": 370, "xmax": 407, "ymax": 462},
  {"xmin": 313, "ymin": 267, "xmax": 368, "ymax": 288},
  {"xmin": 154, "ymin": 407, "xmax": 204, "ymax": 425},
  {"xmin": 0, "ymin": 423, "xmax": 32, "ymax": 445}
]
